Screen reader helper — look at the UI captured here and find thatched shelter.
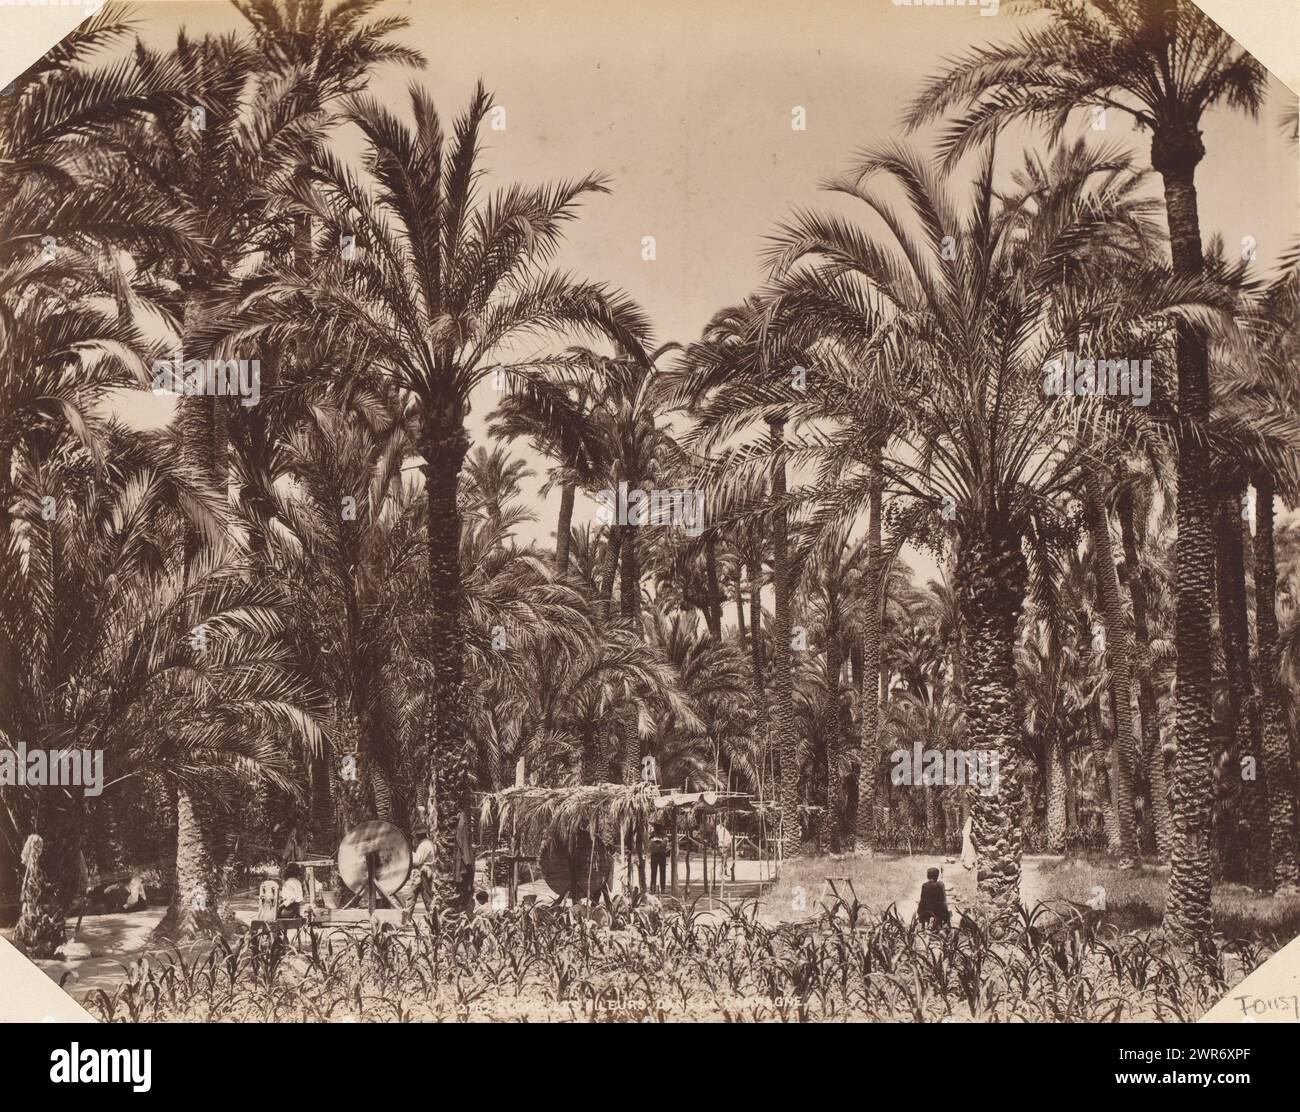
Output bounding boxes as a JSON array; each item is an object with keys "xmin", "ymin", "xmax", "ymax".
[
  {"xmin": 478, "ymin": 783, "xmax": 779, "ymax": 906},
  {"xmin": 479, "ymin": 782, "xmax": 657, "ymax": 850}
]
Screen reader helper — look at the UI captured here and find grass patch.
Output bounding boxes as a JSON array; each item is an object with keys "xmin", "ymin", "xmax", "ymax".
[{"xmin": 758, "ymin": 852, "xmax": 1300, "ymax": 943}]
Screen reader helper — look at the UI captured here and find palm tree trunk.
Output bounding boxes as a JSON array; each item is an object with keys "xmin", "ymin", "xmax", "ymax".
[
  {"xmin": 597, "ymin": 525, "xmax": 621, "ymax": 623},
  {"xmin": 620, "ymin": 520, "xmax": 642, "ymax": 784},
  {"xmin": 704, "ymin": 533, "xmax": 723, "ymax": 639},
  {"xmin": 581, "ymin": 720, "xmax": 608, "ymax": 784},
  {"xmin": 844, "ymin": 643, "xmax": 865, "ymax": 851},
  {"xmin": 1088, "ymin": 706, "xmax": 1120, "ymax": 853},
  {"xmin": 1118, "ymin": 484, "xmax": 1173, "ymax": 858},
  {"xmin": 734, "ymin": 570, "xmax": 747, "ymax": 648},
  {"xmin": 1153, "ymin": 134, "xmax": 1216, "ymax": 944},
  {"xmin": 855, "ymin": 456, "xmax": 884, "ymax": 845},
  {"xmin": 15, "ymin": 839, "xmax": 63, "ymax": 957},
  {"xmin": 422, "ymin": 422, "xmax": 473, "ymax": 911},
  {"xmin": 769, "ymin": 418, "xmax": 799, "ymax": 858},
  {"xmin": 167, "ymin": 292, "xmax": 230, "ymax": 930},
  {"xmin": 748, "ymin": 557, "xmax": 765, "ymax": 697},
  {"xmin": 309, "ymin": 748, "xmax": 336, "ymax": 850},
  {"xmin": 157, "ymin": 787, "xmax": 225, "ymax": 941},
  {"xmin": 1064, "ymin": 740, "xmax": 1078, "ymax": 834},
  {"xmin": 1253, "ymin": 470, "xmax": 1299, "ymax": 891},
  {"xmin": 1214, "ymin": 489, "xmax": 1271, "ymax": 886},
  {"xmin": 820, "ymin": 603, "xmax": 843, "ymax": 855},
  {"xmin": 1046, "ymin": 731, "xmax": 1067, "ymax": 854},
  {"xmin": 1082, "ymin": 466, "xmax": 1139, "ymax": 861},
  {"xmin": 954, "ymin": 522, "xmax": 1026, "ymax": 909},
  {"xmin": 554, "ymin": 481, "xmax": 576, "ymax": 573}
]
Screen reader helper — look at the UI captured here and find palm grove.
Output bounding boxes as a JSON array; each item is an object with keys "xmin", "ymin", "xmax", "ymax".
[{"xmin": 2, "ymin": 0, "xmax": 1299, "ymax": 961}]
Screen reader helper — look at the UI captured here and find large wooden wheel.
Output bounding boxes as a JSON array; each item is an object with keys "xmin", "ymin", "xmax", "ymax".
[
  {"xmin": 539, "ymin": 830, "xmax": 611, "ymax": 899},
  {"xmin": 336, "ymin": 821, "xmax": 411, "ymax": 897}
]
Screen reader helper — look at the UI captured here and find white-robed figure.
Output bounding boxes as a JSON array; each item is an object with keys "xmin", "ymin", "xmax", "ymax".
[
  {"xmin": 411, "ymin": 824, "xmax": 436, "ymax": 913},
  {"xmin": 959, "ymin": 815, "xmax": 976, "ymax": 871},
  {"xmin": 716, "ymin": 821, "xmax": 735, "ymax": 881}
]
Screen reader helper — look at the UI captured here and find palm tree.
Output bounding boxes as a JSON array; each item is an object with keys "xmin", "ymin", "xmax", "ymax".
[
  {"xmin": 225, "ymin": 84, "xmax": 648, "ymax": 906},
  {"xmin": 766, "ymin": 133, "xmax": 1212, "ymax": 905},
  {"xmin": 679, "ymin": 299, "xmax": 805, "ymax": 857},
  {"xmin": 508, "ymin": 343, "xmax": 682, "ymax": 782},
  {"xmin": 113, "ymin": 8, "xmax": 416, "ymax": 927},
  {"xmin": 2, "ymin": 427, "xmax": 316, "ymax": 952},
  {"xmin": 996, "ymin": 137, "xmax": 1188, "ymax": 864},
  {"xmin": 269, "ymin": 402, "xmax": 426, "ymax": 840},
  {"xmin": 798, "ymin": 525, "xmax": 874, "ymax": 851},
  {"xmin": 462, "ymin": 444, "xmax": 536, "ymax": 545},
  {"xmin": 903, "ymin": 0, "xmax": 1267, "ymax": 942},
  {"xmin": 643, "ymin": 611, "xmax": 753, "ymax": 791},
  {"xmin": 234, "ymin": 0, "xmax": 424, "ymax": 92},
  {"xmin": 1235, "ymin": 262, "xmax": 1300, "ymax": 890},
  {"xmin": 1115, "ymin": 462, "xmax": 1174, "ymax": 856},
  {"xmin": 0, "ymin": 6, "xmax": 201, "ymax": 533},
  {"xmin": 488, "ymin": 347, "xmax": 614, "ymax": 575}
]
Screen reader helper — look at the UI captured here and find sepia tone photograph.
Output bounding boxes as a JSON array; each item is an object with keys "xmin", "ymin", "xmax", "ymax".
[{"xmin": 2, "ymin": 0, "xmax": 1299, "ymax": 1039}]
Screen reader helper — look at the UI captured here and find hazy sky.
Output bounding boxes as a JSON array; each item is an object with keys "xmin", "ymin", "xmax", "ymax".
[{"xmin": 122, "ymin": 0, "xmax": 1299, "ymax": 577}]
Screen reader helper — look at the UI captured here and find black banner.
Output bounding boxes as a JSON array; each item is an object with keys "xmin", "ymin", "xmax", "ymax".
[{"xmin": 0, "ymin": 1020, "xmax": 1285, "ymax": 1096}]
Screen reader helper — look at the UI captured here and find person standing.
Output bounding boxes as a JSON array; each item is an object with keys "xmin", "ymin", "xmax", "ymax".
[
  {"xmin": 411, "ymin": 825, "xmax": 436, "ymax": 914},
  {"xmin": 648, "ymin": 823, "xmax": 668, "ymax": 894},
  {"xmin": 959, "ymin": 815, "xmax": 976, "ymax": 871},
  {"xmin": 716, "ymin": 820, "xmax": 735, "ymax": 881}
]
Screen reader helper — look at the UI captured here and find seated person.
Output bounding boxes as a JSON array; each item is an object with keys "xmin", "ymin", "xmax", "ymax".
[
  {"xmin": 917, "ymin": 866, "xmax": 950, "ymax": 930},
  {"xmin": 278, "ymin": 863, "xmax": 305, "ymax": 919},
  {"xmin": 123, "ymin": 875, "xmax": 148, "ymax": 912}
]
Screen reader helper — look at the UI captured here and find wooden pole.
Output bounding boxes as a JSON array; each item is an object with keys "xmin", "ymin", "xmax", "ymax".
[
  {"xmin": 636, "ymin": 817, "xmax": 646, "ymax": 894},
  {"xmin": 669, "ymin": 807, "xmax": 679, "ymax": 895},
  {"xmin": 703, "ymin": 818, "xmax": 710, "ymax": 897},
  {"xmin": 509, "ymin": 815, "xmax": 519, "ymax": 909},
  {"xmin": 490, "ymin": 814, "xmax": 498, "ymax": 905}
]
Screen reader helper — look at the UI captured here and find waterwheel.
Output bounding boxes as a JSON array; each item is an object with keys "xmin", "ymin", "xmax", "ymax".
[
  {"xmin": 336, "ymin": 820, "xmax": 411, "ymax": 899},
  {"xmin": 539, "ymin": 829, "xmax": 612, "ymax": 900}
]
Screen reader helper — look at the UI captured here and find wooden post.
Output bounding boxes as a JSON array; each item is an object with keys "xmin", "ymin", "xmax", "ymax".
[
  {"xmin": 489, "ymin": 817, "xmax": 498, "ymax": 905},
  {"xmin": 636, "ymin": 817, "xmax": 646, "ymax": 894},
  {"xmin": 511, "ymin": 764, "xmax": 524, "ymax": 907},
  {"xmin": 669, "ymin": 807, "xmax": 679, "ymax": 895},
  {"xmin": 509, "ymin": 818, "xmax": 519, "ymax": 909}
]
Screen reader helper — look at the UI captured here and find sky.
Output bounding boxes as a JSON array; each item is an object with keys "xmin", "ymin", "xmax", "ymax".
[{"xmin": 116, "ymin": 0, "xmax": 1300, "ymax": 584}]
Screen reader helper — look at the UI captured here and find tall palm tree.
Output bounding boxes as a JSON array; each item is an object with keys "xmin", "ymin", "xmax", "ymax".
[
  {"xmin": 1114, "ymin": 466, "xmax": 1173, "ymax": 855},
  {"xmin": 2, "ymin": 427, "xmax": 316, "ymax": 953},
  {"xmin": 1234, "ymin": 262, "xmax": 1300, "ymax": 890},
  {"xmin": 799, "ymin": 525, "xmax": 874, "ymax": 851},
  {"xmin": 996, "ymin": 137, "xmax": 1187, "ymax": 864},
  {"xmin": 679, "ymin": 299, "xmax": 806, "ymax": 856},
  {"xmin": 225, "ymin": 84, "xmax": 648, "ymax": 906},
  {"xmin": 903, "ymin": 0, "xmax": 1267, "ymax": 942},
  {"xmin": 488, "ymin": 350, "xmax": 609, "ymax": 575},
  {"xmin": 269, "ymin": 402, "xmax": 426, "ymax": 840},
  {"xmin": 767, "ymin": 135, "xmax": 1210, "ymax": 905}
]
